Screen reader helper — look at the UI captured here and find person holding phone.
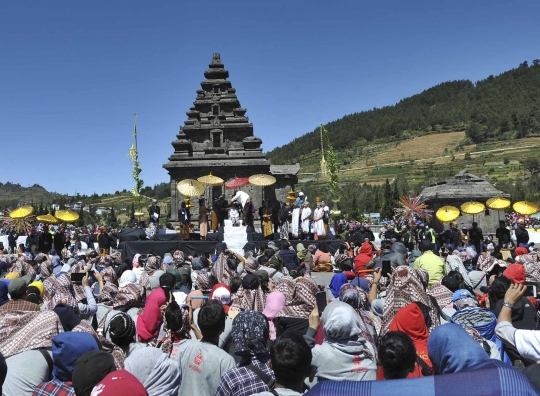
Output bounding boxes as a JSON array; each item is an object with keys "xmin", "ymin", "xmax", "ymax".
[
  {"xmin": 496, "ymin": 283, "xmax": 540, "ymax": 365},
  {"xmin": 68, "ymin": 271, "xmax": 99, "ymax": 320}
]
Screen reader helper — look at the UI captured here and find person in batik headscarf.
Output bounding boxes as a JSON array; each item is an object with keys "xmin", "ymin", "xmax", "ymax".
[
  {"xmin": 381, "ymin": 266, "xmax": 440, "ymax": 336},
  {"xmin": 274, "ymin": 276, "xmax": 318, "ymax": 338},
  {"xmin": 216, "ymin": 311, "xmax": 274, "ymax": 396}
]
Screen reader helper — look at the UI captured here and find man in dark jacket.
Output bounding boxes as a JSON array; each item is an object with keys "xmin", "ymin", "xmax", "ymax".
[
  {"xmin": 400, "ymin": 225, "xmax": 413, "ymax": 251},
  {"xmin": 496, "ymin": 220, "xmax": 511, "ymax": 247},
  {"xmin": 148, "ymin": 199, "xmax": 160, "ymax": 224},
  {"xmin": 277, "ymin": 241, "xmax": 302, "ymax": 275},
  {"xmin": 469, "ymin": 222, "xmax": 484, "ymax": 254},
  {"xmin": 26, "ymin": 228, "xmax": 40, "ymax": 255},
  {"xmin": 8, "ymin": 230, "xmax": 17, "ymax": 254},
  {"xmin": 364, "ymin": 225, "xmax": 375, "ymax": 242},
  {"xmin": 243, "ymin": 197, "xmax": 254, "ymax": 230},
  {"xmin": 384, "ymin": 225, "xmax": 401, "ymax": 242},
  {"xmin": 53, "ymin": 227, "xmax": 66, "ymax": 254},
  {"xmin": 98, "ymin": 228, "xmax": 110, "ymax": 256},
  {"xmin": 213, "ymin": 195, "xmax": 228, "ymax": 227},
  {"xmin": 449, "ymin": 222, "xmax": 462, "ymax": 249},
  {"xmin": 39, "ymin": 226, "xmax": 53, "ymax": 253},
  {"xmin": 515, "ymin": 219, "xmax": 529, "ymax": 246}
]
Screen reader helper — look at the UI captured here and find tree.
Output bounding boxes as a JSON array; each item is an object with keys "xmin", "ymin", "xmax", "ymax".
[
  {"xmin": 109, "ymin": 208, "xmax": 117, "ymax": 223},
  {"xmin": 521, "ymin": 158, "xmax": 540, "ymax": 174},
  {"xmin": 466, "ymin": 122, "xmax": 484, "ymax": 143},
  {"xmin": 350, "ymin": 195, "xmax": 360, "ymax": 220},
  {"xmin": 77, "ymin": 207, "xmax": 84, "ymax": 227},
  {"xmin": 380, "ymin": 179, "xmax": 395, "ymax": 219}
]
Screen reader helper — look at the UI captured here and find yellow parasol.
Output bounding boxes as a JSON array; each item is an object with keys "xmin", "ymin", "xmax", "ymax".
[
  {"xmin": 460, "ymin": 201, "xmax": 486, "ymax": 215},
  {"xmin": 134, "ymin": 212, "xmax": 145, "ymax": 217},
  {"xmin": 248, "ymin": 174, "xmax": 276, "ymax": 187},
  {"xmin": 486, "ymin": 197, "xmax": 511, "ymax": 210},
  {"xmin": 436, "ymin": 206, "xmax": 460, "ymax": 223},
  {"xmin": 36, "ymin": 213, "xmax": 58, "ymax": 224},
  {"xmin": 513, "ymin": 201, "xmax": 539, "ymax": 215},
  {"xmin": 177, "ymin": 179, "xmax": 205, "ymax": 197},
  {"xmin": 10, "ymin": 206, "xmax": 34, "ymax": 219},
  {"xmin": 54, "ymin": 210, "xmax": 80, "ymax": 222},
  {"xmin": 197, "ymin": 173, "xmax": 224, "ymax": 187}
]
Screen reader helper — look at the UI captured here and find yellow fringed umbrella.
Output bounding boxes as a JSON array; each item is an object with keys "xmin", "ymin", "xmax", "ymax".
[
  {"xmin": 36, "ymin": 213, "xmax": 58, "ymax": 224},
  {"xmin": 10, "ymin": 206, "xmax": 34, "ymax": 219},
  {"xmin": 248, "ymin": 174, "xmax": 276, "ymax": 187},
  {"xmin": 486, "ymin": 197, "xmax": 511, "ymax": 210},
  {"xmin": 197, "ymin": 173, "xmax": 224, "ymax": 187},
  {"xmin": 461, "ymin": 201, "xmax": 486, "ymax": 215},
  {"xmin": 436, "ymin": 206, "xmax": 460, "ymax": 223},
  {"xmin": 513, "ymin": 201, "xmax": 539, "ymax": 215},
  {"xmin": 177, "ymin": 179, "xmax": 205, "ymax": 197},
  {"xmin": 55, "ymin": 210, "xmax": 80, "ymax": 222}
]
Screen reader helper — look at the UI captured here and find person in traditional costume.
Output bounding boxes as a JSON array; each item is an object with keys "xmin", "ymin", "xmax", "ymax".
[
  {"xmin": 261, "ymin": 200, "xmax": 273, "ymax": 240},
  {"xmin": 242, "ymin": 197, "xmax": 254, "ymax": 230},
  {"xmin": 290, "ymin": 202, "xmax": 301, "ymax": 239},
  {"xmin": 198, "ymin": 198, "xmax": 210, "ymax": 241},
  {"xmin": 229, "ymin": 203, "xmax": 241, "ymax": 226},
  {"xmin": 178, "ymin": 201, "xmax": 190, "ymax": 240},
  {"xmin": 279, "ymin": 202, "xmax": 291, "ymax": 240},
  {"xmin": 313, "ymin": 203, "xmax": 326, "ymax": 240},
  {"xmin": 301, "ymin": 202, "xmax": 311, "ymax": 240}
]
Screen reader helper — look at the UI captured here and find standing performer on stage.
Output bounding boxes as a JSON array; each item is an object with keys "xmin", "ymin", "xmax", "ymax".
[
  {"xmin": 313, "ymin": 202, "xmax": 326, "ymax": 240},
  {"xmin": 279, "ymin": 202, "xmax": 291, "ymax": 240},
  {"xmin": 148, "ymin": 199, "xmax": 160, "ymax": 224},
  {"xmin": 198, "ymin": 198, "xmax": 210, "ymax": 240},
  {"xmin": 290, "ymin": 202, "xmax": 301, "ymax": 239},
  {"xmin": 213, "ymin": 195, "xmax": 228, "ymax": 227},
  {"xmin": 243, "ymin": 197, "xmax": 255, "ymax": 230},
  {"xmin": 261, "ymin": 200, "xmax": 273, "ymax": 240},
  {"xmin": 178, "ymin": 201, "xmax": 191, "ymax": 240},
  {"xmin": 301, "ymin": 202, "xmax": 312, "ymax": 240}
]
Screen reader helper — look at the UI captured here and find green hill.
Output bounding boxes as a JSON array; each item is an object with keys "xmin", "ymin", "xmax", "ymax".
[
  {"xmin": 0, "ymin": 182, "xmax": 61, "ymax": 209},
  {"xmin": 267, "ymin": 59, "xmax": 540, "ymax": 165}
]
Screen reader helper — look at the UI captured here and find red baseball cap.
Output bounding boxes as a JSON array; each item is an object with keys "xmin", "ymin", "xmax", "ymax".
[
  {"xmin": 91, "ymin": 370, "xmax": 147, "ymax": 396},
  {"xmin": 503, "ymin": 263, "xmax": 526, "ymax": 285}
]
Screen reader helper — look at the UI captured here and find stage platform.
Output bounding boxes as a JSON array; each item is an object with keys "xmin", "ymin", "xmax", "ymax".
[{"xmin": 120, "ymin": 239, "xmax": 343, "ymax": 260}]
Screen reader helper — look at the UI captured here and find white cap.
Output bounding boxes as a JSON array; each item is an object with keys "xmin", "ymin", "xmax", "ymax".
[{"xmin": 211, "ymin": 286, "xmax": 231, "ymax": 305}]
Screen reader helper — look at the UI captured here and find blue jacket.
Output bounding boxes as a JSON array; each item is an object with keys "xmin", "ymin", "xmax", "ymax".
[
  {"xmin": 52, "ymin": 332, "xmax": 99, "ymax": 381},
  {"xmin": 279, "ymin": 249, "xmax": 299, "ymax": 272}
]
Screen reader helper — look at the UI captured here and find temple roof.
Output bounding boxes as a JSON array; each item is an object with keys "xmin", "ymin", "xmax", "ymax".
[{"xmin": 421, "ymin": 170, "xmax": 510, "ymax": 201}]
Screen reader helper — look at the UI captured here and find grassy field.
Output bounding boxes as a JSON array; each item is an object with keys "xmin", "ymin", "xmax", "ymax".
[{"xmin": 296, "ymin": 132, "xmax": 540, "ymax": 189}]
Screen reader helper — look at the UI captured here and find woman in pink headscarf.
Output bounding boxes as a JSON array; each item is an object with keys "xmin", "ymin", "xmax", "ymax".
[{"xmin": 262, "ymin": 291, "xmax": 286, "ymax": 340}]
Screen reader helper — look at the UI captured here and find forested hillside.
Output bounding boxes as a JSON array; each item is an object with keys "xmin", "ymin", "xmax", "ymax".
[{"xmin": 267, "ymin": 59, "xmax": 540, "ymax": 164}]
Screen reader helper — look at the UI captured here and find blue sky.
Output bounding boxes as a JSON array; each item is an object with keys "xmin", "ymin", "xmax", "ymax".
[{"xmin": 1, "ymin": 1, "xmax": 539, "ymax": 196}]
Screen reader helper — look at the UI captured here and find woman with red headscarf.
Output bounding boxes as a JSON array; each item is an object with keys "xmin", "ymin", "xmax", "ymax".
[
  {"xmin": 378, "ymin": 302, "xmax": 433, "ymax": 379},
  {"xmin": 354, "ymin": 241, "xmax": 374, "ymax": 275}
]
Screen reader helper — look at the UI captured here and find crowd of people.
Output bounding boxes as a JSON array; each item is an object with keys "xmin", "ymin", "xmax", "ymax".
[
  {"xmin": 0, "ymin": 219, "xmax": 539, "ymax": 395},
  {"xmin": 2, "ymin": 205, "xmax": 540, "ymax": 395}
]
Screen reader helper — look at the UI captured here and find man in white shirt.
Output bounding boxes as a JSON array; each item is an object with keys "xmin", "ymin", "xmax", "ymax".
[
  {"xmin": 496, "ymin": 283, "xmax": 540, "ymax": 363},
  {"xmin": 231, "ymin": 190, "xmax": 250, "ymax": 209}
]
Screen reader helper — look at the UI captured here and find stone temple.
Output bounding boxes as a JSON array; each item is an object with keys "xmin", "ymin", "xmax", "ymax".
[{"xmin": 163, "ymin": 53, "xmax": 299, "ymax": 224}]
